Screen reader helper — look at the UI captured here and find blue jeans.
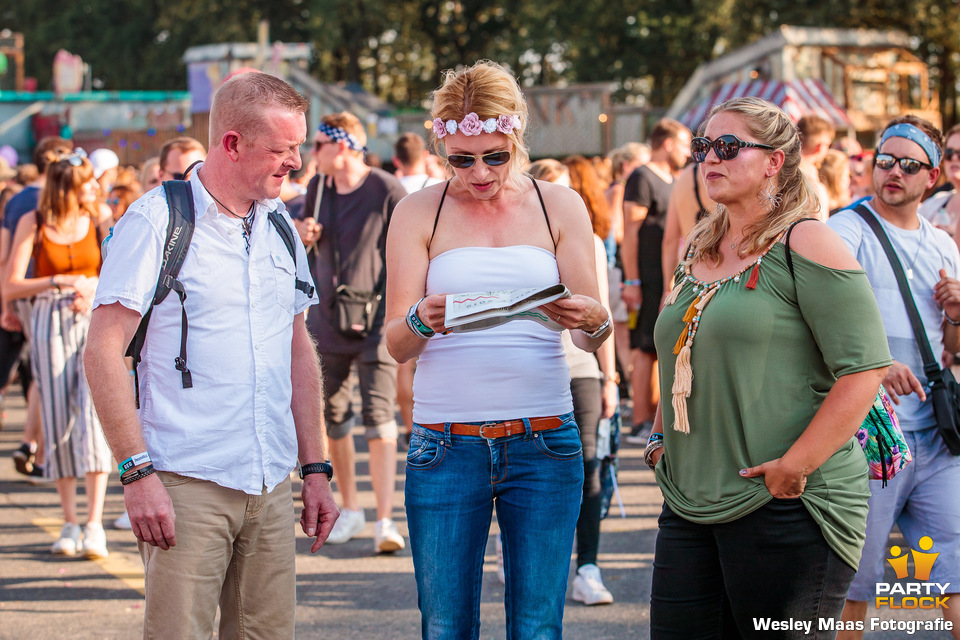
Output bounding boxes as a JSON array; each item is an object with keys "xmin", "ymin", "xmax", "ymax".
[{"xmin": 405, "ymin": 413, "xmax": 584, "ymax": 640}]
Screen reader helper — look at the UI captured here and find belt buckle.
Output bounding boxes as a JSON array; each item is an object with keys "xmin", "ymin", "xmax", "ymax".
[{"xmin": 478, "ymin": 422, "xmax": 501, "ymax": 439}]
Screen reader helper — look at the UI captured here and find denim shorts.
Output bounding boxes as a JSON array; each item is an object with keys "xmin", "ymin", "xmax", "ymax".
[{"xmin": 405, "ymin": 412, "xmax": 584, "ymax": 640}]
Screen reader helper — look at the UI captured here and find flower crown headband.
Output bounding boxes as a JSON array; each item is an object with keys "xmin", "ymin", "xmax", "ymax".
[{"xmin": 431, "ymin": 112, "xmax": 522, "ymax": 139}]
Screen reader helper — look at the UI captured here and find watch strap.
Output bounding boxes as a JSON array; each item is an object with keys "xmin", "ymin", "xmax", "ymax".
[{"xmin": 299, "ymin": 461, "xmax": 334, "ymax": 480}]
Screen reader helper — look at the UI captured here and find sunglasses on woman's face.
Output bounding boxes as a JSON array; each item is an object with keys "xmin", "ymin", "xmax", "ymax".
[
  {"xmin": 943, "ymin": 148, "xmax": 960, "ymax": 162},
  {"xmin": 874, "ymin": 153, "xmax": 932, "ymax": 175},
  {"xmin": 690, "ymin": 135, "xmax": 774, "ymax": 163},
  {"xmin": 446, "ymin": 151, "xmax": 511, "ymax": 169}
]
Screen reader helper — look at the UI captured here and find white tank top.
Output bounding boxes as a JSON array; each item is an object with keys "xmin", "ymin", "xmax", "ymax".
[{"xmin": 412, "ymin": 245, "xmax": 574, "ymax": 423}]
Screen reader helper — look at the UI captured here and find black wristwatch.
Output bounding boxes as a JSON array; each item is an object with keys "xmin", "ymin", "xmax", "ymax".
[{"xmin": 299, "ymin": 461, "xmax": 334, "ymax": 481}]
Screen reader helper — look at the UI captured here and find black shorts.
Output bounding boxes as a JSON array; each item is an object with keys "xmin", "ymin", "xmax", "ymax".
[{"xmin": 629, "ymin": 224, "xmax": 663, "ymax": 355}]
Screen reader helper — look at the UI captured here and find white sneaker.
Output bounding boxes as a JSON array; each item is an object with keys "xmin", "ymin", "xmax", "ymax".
[
  {"xmin": 495, "ymin": 533, "xmax": 505, "ymax": 584},
  {"xmin": 82, "ymin": 522, "xmax": 109, "ymax": 559},
  {"xmin": 51, "ymin": 523, "xmax": 82, "ymax": 556},
  {"xmin": 113, "ymin": 511, "xmax": 132, "ymax": 530},
  {"xmin": 325, "ymin": 508, "xmax": 365, "ymax": 544},
  {"xmin": 572, "ymin": 564, "xmax": 614, "ymax": 605},
  {"xmin": 374, "ymin": 518, "xmax": 405, "ymax": 553}
]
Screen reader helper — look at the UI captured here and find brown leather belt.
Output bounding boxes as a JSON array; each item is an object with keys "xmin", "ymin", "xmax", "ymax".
[{"xmin": 419, "ymin": 416, "xmax": 564, "ymax": 438}]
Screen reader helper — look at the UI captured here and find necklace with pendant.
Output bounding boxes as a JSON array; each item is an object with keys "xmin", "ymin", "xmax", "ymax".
[{"xmin": 903, "ymin": 222, "xmax": 926, "ymax": 280}]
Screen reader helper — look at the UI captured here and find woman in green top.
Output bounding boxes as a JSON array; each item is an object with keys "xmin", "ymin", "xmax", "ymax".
[{"xmin": 646, "ymin": 97, "xmax": 892, "ymax": 639}]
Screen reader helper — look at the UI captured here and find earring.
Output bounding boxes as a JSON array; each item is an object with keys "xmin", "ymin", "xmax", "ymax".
[{"xmin": 758, "ymin": 177, "xmax": 783, "ymax": 211}]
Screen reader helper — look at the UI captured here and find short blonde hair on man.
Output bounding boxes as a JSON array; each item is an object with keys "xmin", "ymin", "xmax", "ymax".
[
  {"xmin": 209, "ymin": 72, "xmax": 309, "ymax": 146},
  {"xmin": 320, "ymin": 111, "xmax": 368, "ymax": 155},
  {"xmin": 430, "ymin": 60, "xmax": 530, "ymax": 189}
]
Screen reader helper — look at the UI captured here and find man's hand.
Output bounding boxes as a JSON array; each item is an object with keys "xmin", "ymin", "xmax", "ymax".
[
  {"xmin": 125, "ymin": 473, "xmax": 177, "ymax": 550},
  {"xmin": 293, "ymin": 218, "xmax": 322, "ymax": 246},
  {"xmin": 300, "ymin": 475, "xmax": 339, "ymax": 553},
  {"xmin": 0, "ymin": 307, "xmax": 21, "ymax": 332},
  {"xmin": 936, "ymin": 268, "xmax": 960, "ymax": 324},
  {"xmin": 882, "ymin": 360, "xmax": 926, "ymax": 405},
  {"xmin": 739, "ymin": 457, "xmax": 807, "ymax": 499}
]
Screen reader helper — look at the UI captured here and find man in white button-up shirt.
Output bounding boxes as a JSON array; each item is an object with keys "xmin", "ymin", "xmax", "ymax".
[{"xmin": 84, "ymin": 72, "xmax": 338, "ymax": 640}]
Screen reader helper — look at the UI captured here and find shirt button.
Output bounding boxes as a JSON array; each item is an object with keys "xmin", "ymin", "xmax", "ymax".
[{"xmin": 256, "ymin": 344, "xmax": 263, "ymax": 351}]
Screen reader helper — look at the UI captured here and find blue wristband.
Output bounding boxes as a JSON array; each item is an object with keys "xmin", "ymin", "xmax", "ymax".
[
  {"xmin": 647, "ymin": 432, "xmax": 664, "ymax": 445},
  {"xmin": 406, "ymin": 299, "xmax": 435, "ymax": 338},
  {"xmin": 119, "ymin": 451, "xmax": 151, "ymax": 474}
]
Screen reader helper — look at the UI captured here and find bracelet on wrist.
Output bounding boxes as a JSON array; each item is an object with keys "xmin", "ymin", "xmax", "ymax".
[
  {"xmin": 648, "ymin": 432, "xmax": 664, "ymax": 444},
  {"xmin": 623, "ymin": 279, "xmax": 641, "ymax": 287},
  {"xmin": 121, "ymin": 463, "xmax": 156, "ymax": 485},
  {"xmin": 601, "ymin": 371, "xmax": 620, "ymax": 385},
  {"xmin": 50, "ymin": 276, "xmax": 60, "ymax": 292},
  {"xmin": 584, "ymin": 313, "xmax": 611, "ymax": 339},
  {"xmin": 406, "ymin": 299, "xmax": 435, "ymax": 338},
  {"xmin": 644, "ymin": 440, "xmax": 664, "ymax": 470},
  {"xmin": 118, "ymin": 451, "xmax": 151, "ymax": 474},
  {"xmin": 945, "ymin": 311, "xmax": 960, "ymax": 327}
]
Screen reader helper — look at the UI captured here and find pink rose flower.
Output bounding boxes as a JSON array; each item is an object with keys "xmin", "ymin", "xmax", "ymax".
[
  {"xmin": 497, "ymin": 114, "xmax": 520, "ymax": 134},
  {"xmin": 459, "ymin": 112, "xmax": 483, "ymax": 136},
  {"xmin": 432, "ymin": 118, "xmax": 447, "ymax": 138}
]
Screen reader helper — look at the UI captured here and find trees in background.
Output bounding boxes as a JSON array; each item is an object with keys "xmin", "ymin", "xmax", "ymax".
[{"xmin": 2, "ymin": 0, "xmax": 959, "ymax": 125}]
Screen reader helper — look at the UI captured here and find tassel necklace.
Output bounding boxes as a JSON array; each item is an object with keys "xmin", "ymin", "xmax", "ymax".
[{"xmin": 663, "ymin": 229, "xmax": 787, "ymax": 434}]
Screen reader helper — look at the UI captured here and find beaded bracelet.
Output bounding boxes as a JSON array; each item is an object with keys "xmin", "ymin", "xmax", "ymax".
[
  {"xmin": 406, "ymin": 299, "xmax": 435, "ymax": 338},
  {"xmin": 121, "ymin": 463, "xmax": 157, "ymax": 486},
  {"xmin": 945, "ymin": 311, "xmax": 960, "ymax": 327}
]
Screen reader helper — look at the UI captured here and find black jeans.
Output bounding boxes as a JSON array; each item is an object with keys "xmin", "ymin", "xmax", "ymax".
[
  {"xmin": 651, "ymin": 500, "xmax": 855, "ymax": 640},
  {"xmin": 571, "ymin": 377, "xmax": 602, "ymax": 567}
]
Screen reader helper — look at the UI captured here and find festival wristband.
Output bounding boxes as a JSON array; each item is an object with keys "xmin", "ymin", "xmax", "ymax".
[
  {"xmin": 121, "ymin": 464, "xmax": 156, "ymax": 485},
  {"xmin": 406, "ymin": 299, "xmax": 435, "ymax": 338},
  {"xmin": 648, "ymin": 432, "xmax": 664, "ymax": 444},
  {"xmin": 118, "ymin": 451, "xmax": 151, "ymax": 474},
  {"xmin": 623, "ymin": 279, "xmax": 641, "ymax": 287}
]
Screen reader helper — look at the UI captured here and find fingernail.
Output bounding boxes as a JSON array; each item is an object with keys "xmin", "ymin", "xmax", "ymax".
[{"xmin": 739, "ymin": 469, "xmax": 747, "ymax": 476}]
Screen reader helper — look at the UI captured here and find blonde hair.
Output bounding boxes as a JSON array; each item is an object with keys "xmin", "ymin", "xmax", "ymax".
[
  {"xmin": 527, "ymin": 158, "xmax": 567, "ymax": 183},
  {"xmin": 39, "ymin": 155, "xmax": 97, "ymax": 228},
  {"xmin": 430, "ymin": 60, "xmax": 530, "ymax": 190},
  {"xmin": 818, "ymin": 149, "xmax": 849, "ymax": 208},
  {"xmin": 209, "ymin": 72, "xmax": 309, "ymax": 146},
  {"xmin": 684, "ymin": 97, "xmax": 817, "ymax": 268},
  {"xmin": 608, "ymin": 142, "xmax": 650, "ymax": 181}
]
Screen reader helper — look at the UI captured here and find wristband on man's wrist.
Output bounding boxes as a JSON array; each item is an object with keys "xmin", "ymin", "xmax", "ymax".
[
  {"xmin": 121, "ymin": 463, "xmax": 156, "ymax": 485},
  {"xmin": 623, "ymin": 279, "xmax": 641, "ymax": 287},
  {"xmin": 945, "ymin": 311, "xmax": 960, "ymax": 327},
  {"xmin": 118, "ymin": 451, "xmax": 151, "ymax": 474}
]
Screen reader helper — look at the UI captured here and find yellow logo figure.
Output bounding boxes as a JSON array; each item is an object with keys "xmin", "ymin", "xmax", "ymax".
[{"xmin": 887, "ymin": 536, "xmax": 939, "ymax": 581}]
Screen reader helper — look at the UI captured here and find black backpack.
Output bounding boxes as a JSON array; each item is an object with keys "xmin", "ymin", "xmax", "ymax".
[{"xmin": 124, "ymin": 180, "xmax": 314, "ymax": 406}]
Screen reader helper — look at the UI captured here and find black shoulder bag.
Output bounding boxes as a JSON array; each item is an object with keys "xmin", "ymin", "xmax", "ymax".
[
  {"xmin": 854, "ymin": 204, "xmax": 960, "ymax": 455},
  {"xmin": 327, "ymin": 185, "xmax": 385, "ymax": 339}
]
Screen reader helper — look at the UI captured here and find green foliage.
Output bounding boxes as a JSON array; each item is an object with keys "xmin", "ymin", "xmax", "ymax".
[{"xmin": 2, "ymin": 0, "xmax": 958, "ymax": 124}]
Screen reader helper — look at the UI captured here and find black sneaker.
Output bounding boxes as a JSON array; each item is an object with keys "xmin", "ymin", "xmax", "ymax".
[
  {"xmin": 624, "ymin": 421, "xmax": 653, "ymax": 445},
  {"xmin": 13, "ymin": 443, "xmax": 35, "ymax": 475}
]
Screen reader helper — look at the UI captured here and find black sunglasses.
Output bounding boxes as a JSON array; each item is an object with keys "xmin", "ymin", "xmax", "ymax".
[
  {"xmin": 874, "ymin": 153, "xmax": 932, "ymax": 175},
  {"xmin": 944, "ymin": 148, "xmax": 960, "ymax": 162},
  {"xmin": 446, "ymin": 151, "xmax": 511, "ymax": 169},
  {"xmin": 314, "ymin": 140, "xmax": 336, "ymax": 152},
  {"xmin": 690, "ymin": 135, "xmax": 774, "ymax": 163}
]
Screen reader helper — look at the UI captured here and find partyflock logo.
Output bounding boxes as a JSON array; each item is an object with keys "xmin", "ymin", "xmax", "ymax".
[{"xmin": 875, "ymin": 536, "xmax": 950, "ymax": 610}]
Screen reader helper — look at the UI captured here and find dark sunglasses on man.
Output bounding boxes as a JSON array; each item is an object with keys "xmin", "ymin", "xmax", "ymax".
[
  {"xmin": 874, "ymin": 153, "xmax": 932, "ymax": 176},
  {"xmin": 690, "ymin": 135, "xmax": 774, "ymax": 164},
  {"xmin": 446, "ymin": 151, "xmax": 511, "ymax": 169}
]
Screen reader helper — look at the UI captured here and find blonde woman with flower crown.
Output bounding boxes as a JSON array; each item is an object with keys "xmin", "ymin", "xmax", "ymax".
[
  {"xmin": 4, "ymin": 150, "xmax": 112, "ymax": 559},
  {"xmin": 385, "ymin": 61, "xmax": 612, "ymax": 639},
  {"xmin": 646, "ymin": 97, "xmax": 891, "ymax": 638}
]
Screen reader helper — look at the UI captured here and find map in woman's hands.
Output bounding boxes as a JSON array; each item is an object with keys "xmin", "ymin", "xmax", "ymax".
[{"xmin": 443, "ymin": 284, "xmax": 571, "ymax": 333}]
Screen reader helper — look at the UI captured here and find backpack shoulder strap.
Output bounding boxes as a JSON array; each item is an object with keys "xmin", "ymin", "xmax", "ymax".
[
  {"xmin": 268, "ymin": 209, "xmax": 315, "ymax": 298},
  {"xmin": 125, "ymin": 180, "xmax": 196, "ymax": 406}
]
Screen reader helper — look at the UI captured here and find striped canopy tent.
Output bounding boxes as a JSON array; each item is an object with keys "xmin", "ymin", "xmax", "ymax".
[{"xmin": 680, "ymin": 78, "xmax": 852, "ymax": 132}]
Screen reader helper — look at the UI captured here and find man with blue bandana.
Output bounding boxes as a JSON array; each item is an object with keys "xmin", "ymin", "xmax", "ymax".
[
  {"xmin": 827, "ymin": 115, "xmax": 960, "ymax": 639},
  {"xmin": 299, "ymin": 111, "xmax": 409, "ymax": 552}
]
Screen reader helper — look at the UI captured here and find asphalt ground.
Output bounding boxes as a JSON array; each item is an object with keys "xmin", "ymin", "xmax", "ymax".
[{"xmin": 0, "ymin": 387, "xmax": 952, "ymax": 639}]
